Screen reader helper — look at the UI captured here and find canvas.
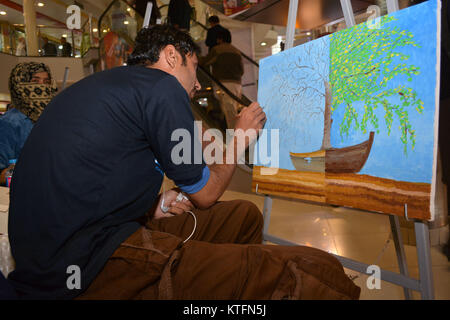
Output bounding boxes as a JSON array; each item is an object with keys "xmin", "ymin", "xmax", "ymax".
[{"xmin": 253, "ymin": 0, "xmax": 441, "ymax": 221}]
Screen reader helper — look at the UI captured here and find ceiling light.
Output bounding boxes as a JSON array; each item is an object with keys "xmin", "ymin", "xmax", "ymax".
[
  {"xmin": 62, "ymin": 34, "xmax": 67, "ymax": 38},
  {"xmin": 127, "ymin": 7, "xmax": 131, "ymax": 12},
  {"xmin": 37, "ymin": 2, "xmax": 44, "ymax": 7},
  {"xmin": 92, "ymin": 28, "xmax": 98, "ymax": 32},
  {"xmin": 103, "ymin": 29, "xmax": 108, "ymax": 33},
  {"xmin": 0, "ymin": 11, "xmax": 6, "ymax": 16},
  {"xmin": 124, "ymin": 21, "xmax": 129, "ymax": 25},
  {"xmin": 306, "ymin": 32, "xmax": 311, "ymax": 36},
  {"xmin": 260, "ymin": 42, "xmax": 267, "ymax": 46}
]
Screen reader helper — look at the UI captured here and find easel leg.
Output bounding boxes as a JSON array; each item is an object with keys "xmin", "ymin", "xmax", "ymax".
[
  {"xmin": 340, "ymin": 0, "xmax": 356, "ymax": 27},
  {"xmin": 389, "ymin": 215, "xmax": 412, "ymax": 300},
  {"xmin": 415, "ymin": 221, "xmax": 435, "ymax": 300},
  {"xmin": 262, "ymin": 196, "xmax": 273, "ymax": 244}
]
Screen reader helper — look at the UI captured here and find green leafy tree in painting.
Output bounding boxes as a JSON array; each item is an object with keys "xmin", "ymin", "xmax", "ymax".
[{"xmin": 329, "ymin": 15, "xmax": 424, "ymax": 153}]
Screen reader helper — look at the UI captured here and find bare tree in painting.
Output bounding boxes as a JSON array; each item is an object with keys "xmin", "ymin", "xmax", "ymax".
[{"xmin": 269, "ymin": 38, "xmax": 332, "ymax": 150}]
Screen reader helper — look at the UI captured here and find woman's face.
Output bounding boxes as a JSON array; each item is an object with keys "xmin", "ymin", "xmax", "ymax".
[{"xmin": 31, "ymin": 72, "xmax": 51, "ymax": 84}]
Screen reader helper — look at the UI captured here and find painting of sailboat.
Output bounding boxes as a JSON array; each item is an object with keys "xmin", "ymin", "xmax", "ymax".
[
  {"xmin": 253, "ymin": 0, "xmax": 441, "ymax": 221},
  {"xmin": 290, "ymin": 131, "xmax": 375, "ymax": 173}
]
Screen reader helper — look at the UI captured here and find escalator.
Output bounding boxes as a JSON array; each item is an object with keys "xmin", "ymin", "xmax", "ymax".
[
  {"xmin": 193, "ymin": 65, "xmax": 253, "ymax": 132},
  {"xmin": 97, "ymin": 0, "xmax": 259, "ymax": 173}
]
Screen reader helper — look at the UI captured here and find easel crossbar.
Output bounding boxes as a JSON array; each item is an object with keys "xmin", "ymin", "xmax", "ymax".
[{"xmin": 264, "ymin": 234, "xmax": 421, "ymax": 292}]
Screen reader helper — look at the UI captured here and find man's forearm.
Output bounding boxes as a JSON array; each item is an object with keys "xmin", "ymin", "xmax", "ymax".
[
  {"xmin": 188, "ymin": 135, "xmax": 241, "ymax": 209},
  {"xmin": 207, "ymin": 157, "xmax": 237, "ymax": 203},
  {"xmin": 189, "ymin": 102, "xmax": 266, "ymax": 209}
]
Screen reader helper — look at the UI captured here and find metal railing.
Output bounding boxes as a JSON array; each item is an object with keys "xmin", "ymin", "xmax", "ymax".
[{"xmin": 0, "ymin": 22, "xmax": 83, "ymax": 57}]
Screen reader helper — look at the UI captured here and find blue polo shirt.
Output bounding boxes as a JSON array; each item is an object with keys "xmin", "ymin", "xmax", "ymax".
[{"xmin": 0, "ymin": 108, "xmax": 34, "ymax": 170}]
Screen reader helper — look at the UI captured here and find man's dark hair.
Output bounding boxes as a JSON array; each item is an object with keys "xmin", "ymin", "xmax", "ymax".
[
  {"xmin": 208, "ymin": 15, "xmax": 220, "ymax": 24},
  {"xmin": 127, "ymin": 24, "xmax": 200, "ymax": 66}
]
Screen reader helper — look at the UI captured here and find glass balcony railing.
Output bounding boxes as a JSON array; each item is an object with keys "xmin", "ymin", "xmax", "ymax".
[
  {"xmin": 0, "ymin": 24, "xmax": 92, "ymax": 58},
  {"xmin": 0, "ymin": 16, "xmax": 99, "ymax": 58},
  {"xmin": 0, "ymin": 21, "xmax": 24, "ymax": 56}
]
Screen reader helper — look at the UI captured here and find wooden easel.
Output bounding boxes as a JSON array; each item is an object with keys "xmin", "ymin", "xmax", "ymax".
[{"xmin": 263, "ymin": 0, "xmax": 436, "ymax": 300}]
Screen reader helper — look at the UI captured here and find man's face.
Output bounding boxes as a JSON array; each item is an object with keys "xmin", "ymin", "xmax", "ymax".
[
  {"xmin": 174, "ymin": 52, "xmax": 201, "ymax": 99},
  {"xmin": 31, "ymin": 72, "xmax": 51, "ymax": 84}
]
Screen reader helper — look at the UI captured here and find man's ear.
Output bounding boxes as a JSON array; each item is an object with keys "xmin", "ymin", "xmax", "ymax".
[{"xmin": 164, "ymin": 45, "xmax": 178, "ymax": 69}]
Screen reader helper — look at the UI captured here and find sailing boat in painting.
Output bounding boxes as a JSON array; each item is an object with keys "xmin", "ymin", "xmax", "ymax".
[{"xmin": 290, "ymin": 131, "xmax": 374, "ymax": 173}]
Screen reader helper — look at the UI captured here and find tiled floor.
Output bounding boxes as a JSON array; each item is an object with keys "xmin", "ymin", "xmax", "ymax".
[{"xmin": 219, "ymin": 190, "xmax": 450, "ymax": 300}]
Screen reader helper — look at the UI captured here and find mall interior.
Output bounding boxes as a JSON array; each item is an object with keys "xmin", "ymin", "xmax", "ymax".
[{"xmin": 0, "ymin": 0, "xmax": 449, "ymax": 300}]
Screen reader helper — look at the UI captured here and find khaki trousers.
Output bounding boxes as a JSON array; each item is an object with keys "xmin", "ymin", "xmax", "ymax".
[{"xmin": 77, "ymin": 200, "xmax": 360, "ymax": 300}]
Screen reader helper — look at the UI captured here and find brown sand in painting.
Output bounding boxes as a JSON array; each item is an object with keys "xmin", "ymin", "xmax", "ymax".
[
  {"xmin": 252, "ymin": 167, "xmax": 326, "ymax": 203},
  {"xmin": 252, "ymin": 167, "xmax": 431, "ymax": 220}
]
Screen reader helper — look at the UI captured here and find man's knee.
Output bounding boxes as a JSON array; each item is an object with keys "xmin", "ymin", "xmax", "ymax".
[
  {"xmin": 232, "ymin": 200, "xmax": 263, "ymax": 224},
  {"xmin": 232, "ymin": 200, "xmax": 264, "ymax": 244}
]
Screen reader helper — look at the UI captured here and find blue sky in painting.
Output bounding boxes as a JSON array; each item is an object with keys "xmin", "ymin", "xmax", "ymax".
[
  {"xmin": 255, "ymin": 0, "xmax": 438, "ymax": 184},
  {"xmin": 256, "ymin": 37, "xmax": 329, "ymax": 170}
]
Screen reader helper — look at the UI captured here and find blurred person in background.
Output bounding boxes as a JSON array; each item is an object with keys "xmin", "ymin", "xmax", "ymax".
[
  {"xmin": 42, "ymin": 37, "xmax": 57, "ymax": 57},
  {"xmin": 167, "ymin": 0, "xmax": 192, "ymax": 31},
  {"xmin": 129, "ymin": 0, "xmax": 161, "ymax": 25},
  {"xmin": 205, "ymin": 15, "xmax": 231, "ymax": 52},
  {"xmin": 61, "ymin": 37, "xmax": 72, "ymax": 57},
  {"xmin": 15, "ymin": 37, "xmax": 27, "ymax": 56}
]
